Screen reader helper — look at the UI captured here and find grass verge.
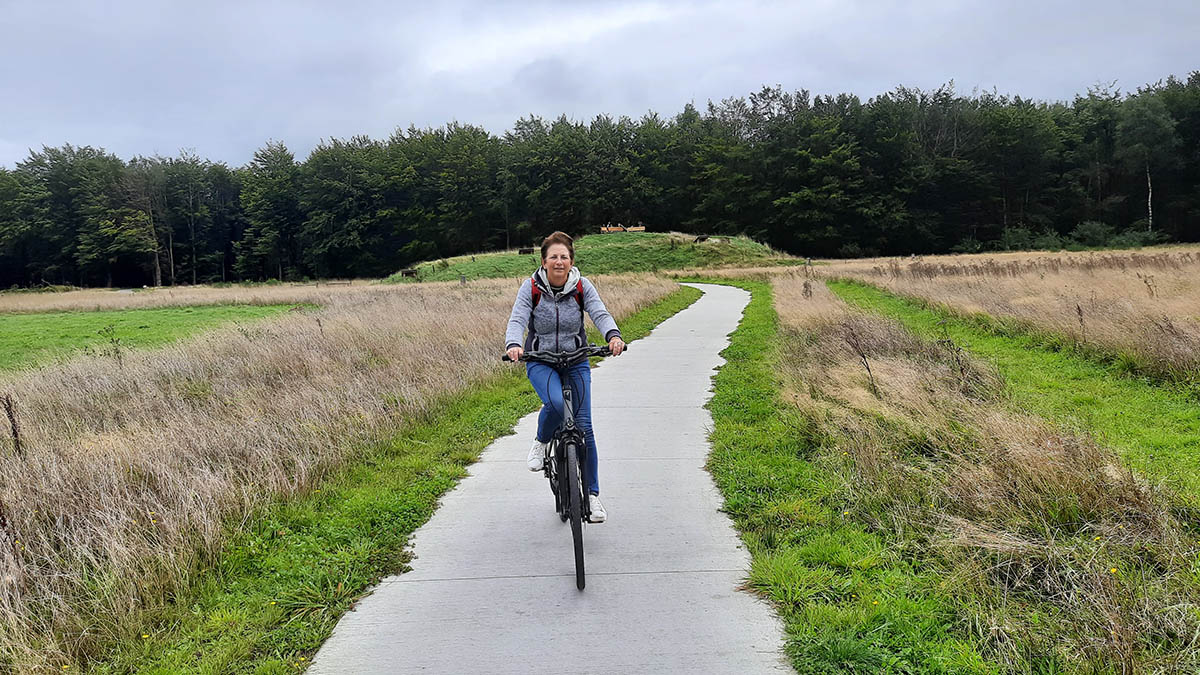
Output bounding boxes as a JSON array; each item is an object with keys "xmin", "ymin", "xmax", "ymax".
[
  {"xmin": 91, "ymin": 284, "xmax": 702, "ymax": 674},
  {"xmin": 827, "ymin": 279, "xmax": 1200, "ymax": 501},
  {"xmin": 0, "ymin": 305, "xmax": 293, "ymax": 372},
  {"xmin": 694, "ymin": 278, "xmax": 985, "ymax": 673}
]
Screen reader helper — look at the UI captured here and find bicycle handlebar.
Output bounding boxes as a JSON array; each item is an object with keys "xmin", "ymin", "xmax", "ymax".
[{"xmin": 502, "ymin": 344, "xmax": 624, "ymax": 366}]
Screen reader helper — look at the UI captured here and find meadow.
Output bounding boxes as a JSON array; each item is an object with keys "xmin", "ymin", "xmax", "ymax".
[
  {"xmin": 816, "ymin": 246, "xmax": 1200, "ymax": 384},
  {"xmin": 0, "ymin": 281, "xmax": 381, "ymax": 314},
  {"xmin": 6, "ymin": 238, "xmax": 1200, "ymax": 672},
  {"xmin": 0, "ymin": 274, "xmax": 677, "ymax": 669},
  {"xmin": 0, "ymin": 305, "xmax": 292, "ymax": 372},
  {"xmin": 699, "ymin": 272, "xmax": 1200, "ymax": 672}
]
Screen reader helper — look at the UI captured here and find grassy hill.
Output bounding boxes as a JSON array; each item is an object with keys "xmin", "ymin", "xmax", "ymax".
[{"xmin": 383, "ymin": 232, "xmax": 795, "ymax": 282}]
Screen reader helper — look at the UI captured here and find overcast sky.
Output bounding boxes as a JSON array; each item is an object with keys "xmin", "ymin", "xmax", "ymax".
[{"xmin": 1, "ymin": 0, "xmax": 1196, "ymax": 168}]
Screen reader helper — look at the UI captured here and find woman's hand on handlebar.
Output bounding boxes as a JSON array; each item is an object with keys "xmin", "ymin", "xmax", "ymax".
[
  {"xmin": 506, "ymin": 346, "xmax": 524, "ymax": 362},
  {"xmin": 608, "ymin": 337, "xmax": 625, "ymax": 356}
]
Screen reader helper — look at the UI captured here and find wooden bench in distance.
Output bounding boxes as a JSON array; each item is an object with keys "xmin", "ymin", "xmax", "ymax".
[
  {"xmin": 518, "ymin": 247, "xmax": 535, "ymax": 255},
  {"xmin": 399, "ymin": 269, "xmax": 418, "ymax": 278}
]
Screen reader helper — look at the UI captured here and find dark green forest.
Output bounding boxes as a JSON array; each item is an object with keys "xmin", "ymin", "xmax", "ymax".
[{"xmin": 1, "ymin": 74, "xmax": 1198, "ymax": 288}]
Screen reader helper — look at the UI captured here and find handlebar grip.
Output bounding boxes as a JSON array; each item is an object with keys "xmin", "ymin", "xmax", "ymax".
[{"xmin": 502, "ymin": 354, "xmax": 513, "ymax": 362}]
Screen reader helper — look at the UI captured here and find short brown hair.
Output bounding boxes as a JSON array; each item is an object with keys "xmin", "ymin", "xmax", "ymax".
[{"xmin": 540, "ymin": 231, "xmax": 575, "ymax": 262}]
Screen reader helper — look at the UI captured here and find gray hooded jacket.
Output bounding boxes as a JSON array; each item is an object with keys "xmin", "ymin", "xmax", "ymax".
[{"xmin": 505, "ymin": 266, "xmax": 621, "ymax": 352}]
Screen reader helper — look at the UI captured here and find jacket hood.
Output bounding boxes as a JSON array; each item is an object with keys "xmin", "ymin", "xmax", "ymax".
[{"xmin": 534, "ymin": 265, "xmax": 581, "ymax": 296}]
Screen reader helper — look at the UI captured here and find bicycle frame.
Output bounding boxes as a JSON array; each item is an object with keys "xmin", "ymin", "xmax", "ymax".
[
  {"xmin": 504, "ymin": 343, "xmax": 621, "ymax": 589},
  {"xmin": 504, "ymin": 344, "xmax": 618, "ymax": 520},
  {"xmin": 546, "ymin": 370, "xmax": 590, "ymax": 521}
]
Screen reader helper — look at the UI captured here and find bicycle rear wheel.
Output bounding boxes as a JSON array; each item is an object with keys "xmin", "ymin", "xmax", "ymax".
[{"xmin": 565, "ymin": 441, "xmax": 585, "ymax": 590}]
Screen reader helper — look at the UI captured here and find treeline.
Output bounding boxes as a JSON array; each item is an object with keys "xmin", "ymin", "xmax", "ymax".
[{"xmin": 1, "ymin": 73, "xmax": 1198, "ymax": 288}]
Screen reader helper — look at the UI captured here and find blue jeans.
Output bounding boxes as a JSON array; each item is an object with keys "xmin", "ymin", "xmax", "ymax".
[{"xmin": 526, "ymin": 360, "xmax": 600, "ymax": 496}]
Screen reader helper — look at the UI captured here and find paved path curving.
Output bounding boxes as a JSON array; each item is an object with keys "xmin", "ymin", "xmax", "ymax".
[{"xmin": 310, "ymin": 283, "xmax": 790, "ymax": 674}]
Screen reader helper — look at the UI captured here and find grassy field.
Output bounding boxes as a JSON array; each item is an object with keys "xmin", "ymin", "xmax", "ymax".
[
  {"xmin": 0, "ymin": 281, "xmax": 382, "ymax": 313},
  {"xmin": 0, "ymin": 305, "xmax": 292, "ymax": 371},
  {"xmin": 91, "ymin": 285, "xmax": 703, "ymax": 673},
  {"xmin": 8, "ymin": 237, "xmax": 1200, "ymax": 671},
  {"xmin": 0, "ymin": 274, "xmax": 680, "ymax": 670},
  {"xmin": 828, "ymin": 279, "xmax": 1200, "ymax": 499},
  {"xmin": 702, "ymin": 275, "xmax": 1200, "ymax": 672},
  {"xmin": 818, "ymin": 246, "xmax": 1200, "ymax": 383},
  {"xmin": 699, "ymin": 277, "xmax": 982, "ymax": 672},
  {"xmin": 382, "ymin": 231, "xmax": 796, "ymax": 283}
]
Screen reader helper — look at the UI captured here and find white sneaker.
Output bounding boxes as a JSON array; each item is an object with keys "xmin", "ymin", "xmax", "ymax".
[
  {"xmin": 588, "ymin": 495, "xmax": 607, "ymax": 523},
  {"xmin": 527, "ymin": 439, "xmax": 548, "ymax": 471}
]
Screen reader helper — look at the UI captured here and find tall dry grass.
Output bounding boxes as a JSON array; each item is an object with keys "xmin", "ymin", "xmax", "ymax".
[
  {"xmin": 774, "ymin": 276, "xmax": 1200, "ymax": 671},
  {"xmin": 817, "ymin": 247, "xmax": 1200, "ymax": 381},
  {"xmin": 0, "ymin": 280, "xmax": 408, "ymax": 314},
  {"xmin": 0, "ymin": 274, "xmax": 676, "ymax": 669}
]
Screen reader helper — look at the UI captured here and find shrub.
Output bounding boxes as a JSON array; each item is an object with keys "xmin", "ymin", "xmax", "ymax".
[
  {"xmin": 997, "ymin": 226, "xmax": 1034, "ymax": 251},
  {"xmin": 837, "ymin": 242, "xmax": 865, "ymax": 258},
  {"xmin": 1109, "ymin": 227, "xmax": 1170, "ymax": 249},
  {"xmin": 1031, "ymin": 230, "xmax": 1066, "ymax": 250},
  {"xmin": 1069, "ymin": 221, "xmax": 1115, "ymax": 247},
  {"xmin": 951, "ymin": 237, "xmax": 983, "ymax": 254}
]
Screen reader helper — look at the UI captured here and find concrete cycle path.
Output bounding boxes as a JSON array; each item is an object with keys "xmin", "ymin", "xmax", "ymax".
[{"xmin": 310, "ymin": 283, "xmax": 790, "ymax": 673}]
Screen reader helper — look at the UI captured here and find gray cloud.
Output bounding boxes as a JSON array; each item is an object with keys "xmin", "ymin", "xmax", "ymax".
[{"xmin": 1, "ymin": 0, "xmax": 1196, "ymax": 167}]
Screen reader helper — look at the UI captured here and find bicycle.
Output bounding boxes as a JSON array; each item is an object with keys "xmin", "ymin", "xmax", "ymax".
[{"xmin": 503, "ymin": 343, "xmax": 620, "ymax": 590}]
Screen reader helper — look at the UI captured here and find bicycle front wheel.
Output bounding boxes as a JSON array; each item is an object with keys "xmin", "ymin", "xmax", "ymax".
[
  {"xmin": 548, "ymin": 442, "xmax": 567, "ymax": 520},
  {"xmin": 565, "ymin": 441, "xmax": 585, "ymax": 590},
  {"xmin": 555, "ymin": 451, "xmax": 569, "ymax": 522}
]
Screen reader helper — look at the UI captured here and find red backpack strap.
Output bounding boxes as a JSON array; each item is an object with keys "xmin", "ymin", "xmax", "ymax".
[
  {"xmin": 575, "ymin": 279, "xmax": 584, "ymax": 310},
  {"xmin": 530, "ymin": 277, "xmax": 542, "ymax": 309}
]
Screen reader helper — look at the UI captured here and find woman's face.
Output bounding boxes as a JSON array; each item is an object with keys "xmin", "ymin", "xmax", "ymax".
[{"xmin": 542, "ymin": 243, "xmax": 572, "ymax": 285}]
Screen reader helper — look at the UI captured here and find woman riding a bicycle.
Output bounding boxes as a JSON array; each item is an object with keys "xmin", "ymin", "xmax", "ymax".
[{"xmin": 505, "ymin": 231, "xmax": 625, "ymax": 523}]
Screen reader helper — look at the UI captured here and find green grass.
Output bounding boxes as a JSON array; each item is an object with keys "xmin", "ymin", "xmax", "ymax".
[
  {"xmin": 0, "ymin": 305, "xmax": 294, "ymax": 372},
  {"xmin": 694, "ymin": 278, "xmax": 988, "ymax": 673},
  {"xmin": 91, "ymin": 285, "xmax": 702, "ymax": 674},
  {"xmin": 382, "ymin": 232, "xmax": 795, "ymax": 283},
  {"xmin": 827, "ymin": 279, "xmax": 1200, "ymax": 501}
]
